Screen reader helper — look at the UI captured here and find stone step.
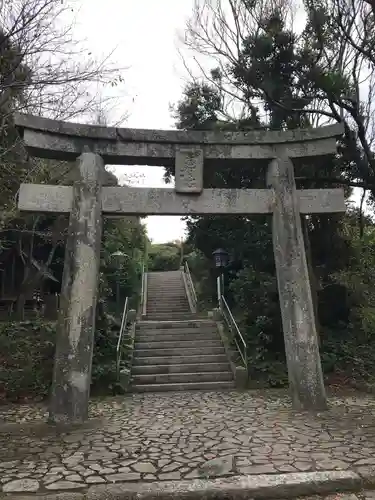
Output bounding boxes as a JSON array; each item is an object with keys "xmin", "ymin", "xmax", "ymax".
[
  {"xmin": 148, "ymin": 276, "xmax": 182, "ymax": 279},
  {"xmin": 147, "ymin": 299, "xmax": 189, "ymax": 303},
  {"xmin": 144, "ymin": 311, "xmax": 194, "ymax": 315},
  {"xmin": 145, "ymin": 311, "xmax": 192, "ymax": 314},
  {"xmin": 147, "ymin": 293, "xmax": 186, "ymax": 296},
  {"xmin": 148, "ymin": 275, "xmax": 183, "ymax": 279},
  {"xmin": 137, "ymin": 322, "xmax": 216, "ymax": 329},
  {"xmin": 137, "ymin": 320, "xmax": 216, "ymax": 330},
  {"xmin": 132, "ymin": 380, "xmax": 235, "ymax": 392},
  {"xmin": 147, "ymin": 302, "xmax": 190, "ymax": 312},
  {"xmin": 135, "ymin": 346, "xmax": 225, "ymax": 357},
  {"xmin": 147, "ymin": 288, "xmax": 186, "ymax": 291},
  {"xmin": 147, "ymin": 287, "xmax": 185, "ymax": 290},
  {"xmin": 134, "ymin": 339, "xmax": 223, "ymax": 350},
  {"xmin": 147, "ymin": 298, "xmax": 188, "ymax": 302},
  {"xmin": 144, "ymin": 315, "xmax": 195, "ymax": 320},
  {"xmin": 132, "ymin": 362, "xmax": 231, "ymax": 374},
  {"xmin": 147, "ymin": 296, "xmax": 187, "ymax": 300},
  {"xmin": 144, "ymin": 317, "xmax": 195, "ymax": 322},
  {"xmin": 147, "ymin": 289, "xmax": 185, "ymax": 292},
  {"xmin": 147, "ymin": 282, "xmax": 184, "ymax": 286},
  {"xmin": 147, "ymin": 285, "xmax": 185, "ymax": 288},
  {"xmin": 136, "ymin": 332, "xmax": 219, "ymax": 342},
  {"xmin": 146, "ymin": 309, "xmax": 191, "ymax": 314},
  {"xmin": 146, "ymin": 311, "xmax": 191, "ymax": 316},
  {"xmin": 146, "ymin": 308, "xmax": 191, "ymax": 318},
  {"xmin": 147, "ymin": 296, "xmax": 188, "ymax": 301},
  {"xmin": 147, "ymin": 281, "xmax": 185, "ymax": 285},
  {"xmin": 147, "ymin": 294, "xmax": 186, "ymax": 297},
  {"xmin": 147, "ymin": 290, "xmax": 185, "ymax": 292},
  {"xmin": 132, "ymin": 354, "xmax": 228, "ymax": 366},
  {"xmin": 136, "ymin": 325, "xmax": 217, "ymax": 332},
  {"xmin": 147, "ymin": 287, "xmax": 185, "ymax": 291},
  {"xmin": 148, "ymin": 287, "xmax": 185, "ymax": 289},
  {"xmin": 146, "ymin": 308, "xmax": 190, "ymax": 312},
  {"xmin": 132, "ymin": 371, "xmax": 233, "ymax": 385},
  {"xmin": 147, "ymin": 300, "xmax": 189, "ymax": 304}
]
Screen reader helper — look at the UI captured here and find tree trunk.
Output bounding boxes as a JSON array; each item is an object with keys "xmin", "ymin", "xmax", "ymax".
[
  {"xmin": 16, "ymin": 292, "xmax": 26, "ymax": 320},
  {"xmin": 302, "ymin": 216, "xmax": 321, "ymax": 346}
]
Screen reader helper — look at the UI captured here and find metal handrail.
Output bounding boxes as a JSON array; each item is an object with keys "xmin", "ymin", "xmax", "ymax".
[
  {"xmin": 220, "ymin": 295, "xmax": 247, "ymax": 369},
  {"xmin": 116, "ymin": 296, "xmax": 129, "ymax": 378},
  {"xmin": 184, "ymin": 261, "xmax": 197, "ymax": 310},
  {"xmin": 140, "ymin": 263, "xmax": 145, "ymax": 313},
  {"xmin": 140, "ymin": 263, "xmax": 148, "ymax": 317}
]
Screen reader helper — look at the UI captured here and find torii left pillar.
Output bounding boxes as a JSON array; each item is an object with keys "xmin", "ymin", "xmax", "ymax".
[{"xmin": 49, "ymin": 152, "xmax": 104, "ymax": 424}]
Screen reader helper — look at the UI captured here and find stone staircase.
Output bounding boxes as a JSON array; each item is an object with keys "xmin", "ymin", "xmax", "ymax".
[
  {"xmin": 145, "ymin": 271, "xmax": 193, "ymax": 321},
  {"xmin": 131, "ymin": 270, "xmax": 234, "ymax": 392}
]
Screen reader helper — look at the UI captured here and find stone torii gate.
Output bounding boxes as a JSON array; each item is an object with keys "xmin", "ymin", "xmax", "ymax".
[{"xmin": 15, "ymin": 113, "xmax": 345, "ymax": 423}]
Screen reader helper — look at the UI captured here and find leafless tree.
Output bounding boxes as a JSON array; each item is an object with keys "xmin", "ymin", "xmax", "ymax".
[
  {"xmin": 0, "ymin": 0, "xmax": 125, "ymax": 121},
  {"xmin": 0, "ymin": 0, "xmax": 129, "ymax": 229},
  {"xmin": 180, "ymin": 0, "xmax": 296, "ymax": 121}
]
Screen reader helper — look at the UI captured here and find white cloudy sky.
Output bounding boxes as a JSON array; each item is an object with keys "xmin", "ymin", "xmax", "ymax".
[{"xmin": 71, "ymin": 0, "xmax": 194, "ymax": 243}]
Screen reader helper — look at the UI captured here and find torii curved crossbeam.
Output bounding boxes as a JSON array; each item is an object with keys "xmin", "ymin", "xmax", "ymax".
[{"xmin": 15, "ymin": 113, "xmax": 344, "ymax": 165}]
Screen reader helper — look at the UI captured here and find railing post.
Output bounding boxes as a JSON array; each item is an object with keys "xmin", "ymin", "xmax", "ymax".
[
  {"xmin": 142, "ymin": 271, "xmax": 148, "ymax": 318},
  {"xmin": 217, "ymin": 275, "xmax": 222, "ymax": 310},
  {"xmin": 116, "ymin": 297, "xmax": 129, "ymax": 379}
]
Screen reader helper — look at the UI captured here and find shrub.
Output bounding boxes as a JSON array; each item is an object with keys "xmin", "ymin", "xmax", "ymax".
[
  {"xmin": 0, "ymin": 310, "xmax": 132, "ymax": 402},
  {"xmin": 0, "ymin": 319, "xmax": 55, "ymax": 402}
]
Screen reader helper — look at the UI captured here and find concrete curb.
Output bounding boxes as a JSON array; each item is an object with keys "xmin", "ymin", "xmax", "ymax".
[{"xmin": 0, "ymin": 471, "xmax": 363, "ymax": 500}]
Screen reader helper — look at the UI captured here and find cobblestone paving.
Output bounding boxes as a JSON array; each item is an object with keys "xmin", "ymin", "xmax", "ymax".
[
  {"xmin": 295, "ymin": 494, "xmax": 375, "ymax": 500},
  {"xmin": 1, "ymin": 390, "xmax": 375, "ymax": 493}
]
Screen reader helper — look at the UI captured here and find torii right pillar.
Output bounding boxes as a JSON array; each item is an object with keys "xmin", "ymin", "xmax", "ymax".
[{"xmin": 268, "ymin": 154, "xmax": 327, "ymax": 410}]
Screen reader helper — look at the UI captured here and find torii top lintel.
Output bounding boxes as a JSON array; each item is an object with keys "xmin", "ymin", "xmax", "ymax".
[{"xmin": 14, "ymin": 113, "xmax": 344, "ymax": 166}]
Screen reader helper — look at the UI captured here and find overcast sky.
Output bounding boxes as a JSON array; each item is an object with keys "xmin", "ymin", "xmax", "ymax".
[{"xmin": 72, "ymin": 0, "xmax": 194, "ymax": 243}]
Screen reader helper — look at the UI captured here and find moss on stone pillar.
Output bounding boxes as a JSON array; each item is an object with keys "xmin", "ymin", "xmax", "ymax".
[{"xmin": 49, "ymin": 152, "xmax": 104, "ymax": 424}]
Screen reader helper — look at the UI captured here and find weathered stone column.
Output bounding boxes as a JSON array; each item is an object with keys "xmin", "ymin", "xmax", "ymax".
[
  {"xmin": 49, "ymin": 152, "xmax": 104, "ymax": 424},
  {"xmin": 267, "ymin": 155, "xmax": 327, "ymax": 410}
]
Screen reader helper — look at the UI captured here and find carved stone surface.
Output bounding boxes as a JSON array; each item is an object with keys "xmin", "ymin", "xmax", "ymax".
[
  {"xmin": 21, "ymin": 129, "xmax": 341, "ymax": 164},
  {"xmin": 18, "ymin": 184, "xmax": 346, "ymax": 216},
  {"xmin": 15, "ymin": 113, "xmax": 344, "ymax": 164},
  {"xmin": 175, "ymin": 147, "xmax": 204, "ymax": 193},
  {"xmin": 267, "ymin": 156, "xmax": 327, "ymax": 410},
  {"xmin": 298, "ymin": 189, "xmax": 345, "ymax": 213},
  {"xmin": 18, "ymin": 184, "xmax": 73, "ymax": 212},
  {"xmin": 49, "ymin": 152, "xmax": 104, "ymax": 424},
  {"xmin": 15, "ymin": 113, "xmax": 344, "ymax": 144}
]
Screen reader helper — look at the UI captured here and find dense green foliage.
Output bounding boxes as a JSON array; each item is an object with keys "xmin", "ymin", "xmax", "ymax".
[
  {"xmin": 147, "ymin": 242, "xmax": 182, "ymax": 271},
  {"xmin": 0, "ymin": 214, "xmax": 147, "ymax": 401},
  {"xmin": 0, "ymin": 312, "xmax": 133, "ymax": 402},
  {"xmin": 0, "ymin": 320, "xmax": 55, "ymax": 401}
]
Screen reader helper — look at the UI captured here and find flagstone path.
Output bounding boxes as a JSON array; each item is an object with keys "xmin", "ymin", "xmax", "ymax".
[{"xmin": 1, "ymin": 390, "xmax": 375, "ymax": 493}]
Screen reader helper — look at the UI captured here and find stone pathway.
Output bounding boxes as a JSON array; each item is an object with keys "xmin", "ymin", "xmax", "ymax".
[
  {"xmin": 295, "ymin": 494, "xmax": 375, "ymax": 500},
  {"xmin": 1, "ymin": 389, "xmax": 375, "ymax": 493}
]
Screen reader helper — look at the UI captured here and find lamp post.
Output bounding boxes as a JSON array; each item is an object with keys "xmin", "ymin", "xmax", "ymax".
[
  {"xmin": 212, "ymin": 248, "xmax": 229, "ymax": 309},
  {"xmin": 111, "ymin": 251, "xmax": 127, "ymax": 316}
]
